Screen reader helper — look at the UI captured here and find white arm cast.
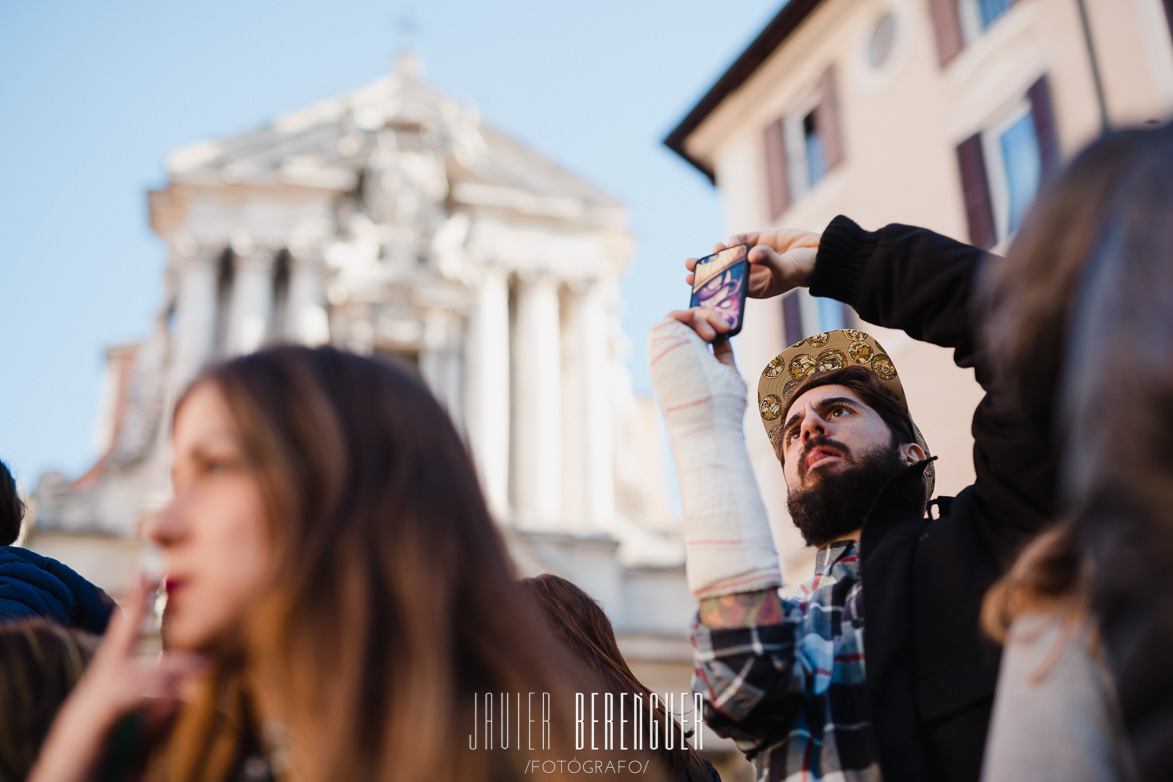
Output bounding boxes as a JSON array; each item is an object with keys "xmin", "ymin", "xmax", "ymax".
[{"xmin": 648, "ymin": 318, "xmax": 783, "ymax": 599}]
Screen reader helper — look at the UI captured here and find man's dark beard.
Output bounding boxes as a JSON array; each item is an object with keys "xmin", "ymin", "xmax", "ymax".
[{"xmin": 787, "ymin": 439, "xmax": 908, "ymax": 548}]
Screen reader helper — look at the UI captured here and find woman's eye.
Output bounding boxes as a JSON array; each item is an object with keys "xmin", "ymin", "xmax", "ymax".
[{"xmin": 200, "ymin": 458, "xmax": 239, "ymax": 476}]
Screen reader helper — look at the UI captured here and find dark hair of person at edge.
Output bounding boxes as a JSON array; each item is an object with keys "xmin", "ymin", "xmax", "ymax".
[
  {"xmin": 0, "ymin": 458, "xmax": 26, "ymax": 546},
  {"xmin": 519, "ymin": 573, "xmax": 719, "ymax": 782},
  {"xmin": 0, "ymin": 620, "xmax": 100, "ymax": 781},
  {"xmin": 974, "ymin": 122, "xmax": 1173, "ymax": 781},
  {"xmin": 977, "ymin": 123, "xmax": 1172, "ymax": 638}
]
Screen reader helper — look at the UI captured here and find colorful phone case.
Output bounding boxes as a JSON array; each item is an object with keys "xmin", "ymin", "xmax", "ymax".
[{"xmin": 689, "ymin": 244, "xmax": 749, "ymax": 338}]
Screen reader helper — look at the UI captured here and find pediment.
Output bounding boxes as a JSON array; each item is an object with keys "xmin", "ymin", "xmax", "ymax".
[{"xmin": 164, "ymin": 58, "xmax": 619, "ymax": 213}]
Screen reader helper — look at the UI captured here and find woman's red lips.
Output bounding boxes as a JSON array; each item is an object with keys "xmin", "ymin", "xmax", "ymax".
[{"xmin": 164, "ymin": 578, "xmax": 187, "ymax": 593}]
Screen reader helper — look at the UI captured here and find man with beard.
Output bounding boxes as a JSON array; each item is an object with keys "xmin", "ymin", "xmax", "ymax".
[{"xmin": 648, "ymin": 217, "xmax": 1053, "ymax": 782}]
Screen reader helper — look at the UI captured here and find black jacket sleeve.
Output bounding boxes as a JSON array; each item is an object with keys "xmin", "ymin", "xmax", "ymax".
[{"xmin": 811, "ymin": 216, "xmax": 1055, "ymax": 558}]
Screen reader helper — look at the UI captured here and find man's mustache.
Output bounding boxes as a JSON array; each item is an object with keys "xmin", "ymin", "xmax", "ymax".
[{"xmin": 799, "ymin": 436, "xmax": 851, "ymax": 477}]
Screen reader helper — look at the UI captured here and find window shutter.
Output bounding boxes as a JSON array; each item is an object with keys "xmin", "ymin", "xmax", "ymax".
[
  {"xmin": 956, "ymin": 134, "xmax": 997, "ymax": 248},
  {"xmin": 1164, "ymin": 0, "xmax": 1173, "ymax": 50},
  {"xmin": 928, "ymin": 0, "xmax": 964, "ymax": 66},
  {"xmin": 764, "ymin": 118, "xmax": 791, "ymax": 219},
  {"xmin": 1027, "ymin": 75, "xmax": 1060, "ymax": 182},
  {"xmin": 815, "ymin": 67, "xmax": 843, "ymax": 170},
  {"xmin": 782, "ymin": 292, "xmax": 803, "ymax": 345}
]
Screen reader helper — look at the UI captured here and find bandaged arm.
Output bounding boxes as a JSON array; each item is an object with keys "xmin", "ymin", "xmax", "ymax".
[{"xmin": 648, "ymin": 318, "xmax": 783, "ymax": 604}]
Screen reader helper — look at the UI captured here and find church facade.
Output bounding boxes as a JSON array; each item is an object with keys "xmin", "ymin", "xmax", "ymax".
[{"xmin": 31, "ymin": 57, "xmax": 700, "ymax": 683}]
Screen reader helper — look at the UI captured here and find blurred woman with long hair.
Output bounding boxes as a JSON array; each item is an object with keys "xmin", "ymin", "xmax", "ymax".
[
  {"xmin": 31, "ymin": 346, "xmax": 652, "ymax": 782},
  {"xmin": 979, "ymin": 122, "xmax": 1173, "ymax": 781}
]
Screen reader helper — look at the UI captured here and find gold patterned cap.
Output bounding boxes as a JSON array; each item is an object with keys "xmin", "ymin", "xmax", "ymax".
[{"xmin": 758, "ymin": 329, "xmax": 934, "ymax": 494}]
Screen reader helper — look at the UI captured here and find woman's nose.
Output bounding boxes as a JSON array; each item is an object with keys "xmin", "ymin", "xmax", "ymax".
[{"xmin": 144, "ymin": 500, "xmax": 185, "ymax": 547}]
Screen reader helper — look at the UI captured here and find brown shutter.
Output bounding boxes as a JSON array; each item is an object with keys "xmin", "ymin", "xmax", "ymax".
[
  {"xmin": 782, "ymin": 292, "xmax": 803, "ymax": 345},
  {"xmin": 764, "ymin": 118, "xmax": 791, "ymax": 219},
  {"xmin": 1027, "ymin": 75, "xmax": 1060, "ymax": 182},
  {"xmin": 815, "ymin": 67, "xmax": 843, "ymax": 170},
  {"xmin": 956, "ymin": 134, "xmax": 997, "ymax": 248},
  {"xmin": 928, "ymin": 0, "xmax": 964, "ymax": 66}
]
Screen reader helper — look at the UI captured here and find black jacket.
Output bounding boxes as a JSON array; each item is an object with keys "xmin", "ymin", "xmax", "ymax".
[
  {"xmin": 0, "ymin": 546, "xmax": 114, "ymax": 633},
  {"xmin": 812, "ymin": 216, "xmax": 1055, "ymax": 782}
]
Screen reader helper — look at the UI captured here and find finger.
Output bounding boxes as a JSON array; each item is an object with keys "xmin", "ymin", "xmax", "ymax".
[
  {"xmin": 102, "ymin": 580, "xmax": 150, "ymax": 659},
  {"xmin": 710, "ymin": 241, "xmax": 728, "ymax": 254},
  {"xmin": 747, "ymin": 245, "xmax": 780, "ymax": 265},
  {"xmin": 684, "ymin": 257, "xmax": 698, "ymax": 272},
  {"xmin": 695, "ymin": 308, "xmax": 735, "ymax": 342},
  {"xmin": 694, "ymin": 306, "xmax": 730, "ymax": 331},
  {"xmin": 677, "ymin": 310, "xmax": 718, "ymax": 342},
  {"xmin": 726, "ymin": 232, "xmax": 758, "ymax": 248},
  {"xmin": 685, "ymin": 272, "xmax": 694, "ymax": 287},
  {"xmin": 156, "ymin": 651, "xmax": 212, "ymax": 679},
  {"xmin": 711, "ymin": 337, "xmax": 737, "ymax": 368}
]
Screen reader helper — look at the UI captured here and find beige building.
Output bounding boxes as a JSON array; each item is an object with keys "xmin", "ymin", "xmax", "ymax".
[{"xmin": 665, "ymin": 0, "xmax": 1173, "ymax": 574}]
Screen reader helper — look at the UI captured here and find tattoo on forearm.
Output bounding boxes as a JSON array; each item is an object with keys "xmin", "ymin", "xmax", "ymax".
[{"xmin": 699, "ymin": 590, "xmax": 785, "ymax": 628}]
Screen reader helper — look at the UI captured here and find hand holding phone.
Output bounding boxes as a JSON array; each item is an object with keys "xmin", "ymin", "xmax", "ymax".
[{"xmin": 689, "ymin": 244, "xmax": 750, "ymax": 338}]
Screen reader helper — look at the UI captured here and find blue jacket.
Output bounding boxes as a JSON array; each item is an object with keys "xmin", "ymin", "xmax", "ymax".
[{"xmin": 0, "ymin": 546, "xmax": 114, "ymax": 633}]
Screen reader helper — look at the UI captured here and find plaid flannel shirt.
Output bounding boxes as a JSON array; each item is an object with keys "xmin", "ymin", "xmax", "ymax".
[{"xmin": 692, "ymin": 540, "xmax": 880, "ymax": 782}]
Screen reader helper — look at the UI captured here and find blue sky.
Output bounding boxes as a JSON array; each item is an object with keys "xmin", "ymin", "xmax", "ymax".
[{"xmin": 0, "ymin": 0, "xmax": 782, "ymax": 489}]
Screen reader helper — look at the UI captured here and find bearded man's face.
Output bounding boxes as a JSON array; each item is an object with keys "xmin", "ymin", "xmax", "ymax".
[{"xmin": 779, "ymin": 384, "xmax": 914, "ymax": 547}]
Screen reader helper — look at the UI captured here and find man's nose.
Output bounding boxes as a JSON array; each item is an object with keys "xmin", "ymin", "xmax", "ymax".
[{"xmin": 800, "ymin": 412, "xmax": 828, "ymax": 443}]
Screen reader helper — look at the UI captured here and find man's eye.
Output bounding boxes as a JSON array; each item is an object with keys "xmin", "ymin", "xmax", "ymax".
[{"xmin": 784, "ymin": 428, "xmax": 799, "ymax": 445}]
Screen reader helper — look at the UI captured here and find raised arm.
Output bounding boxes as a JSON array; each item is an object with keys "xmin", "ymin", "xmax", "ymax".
[
  {"xmin": 725, "ymin": 216, "xmax": 1054, "ymax": 538},
  {"xmin": 649, "ymin": 316, "xmax": 808, "ymax": 749}
]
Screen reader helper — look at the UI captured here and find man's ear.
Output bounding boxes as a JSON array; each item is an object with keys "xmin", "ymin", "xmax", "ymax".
[{"xmin": 900, "ymin": 442, "xmax": 926, "ymax": 465}]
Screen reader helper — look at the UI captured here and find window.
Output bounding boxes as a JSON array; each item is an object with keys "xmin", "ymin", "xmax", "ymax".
[
  {"xmin": 958, "ymin": 0, "xmax": 1012, "ymax": 43},
  {"xmin": 782, "ymin": 290, "xmax": 853, "ymax": 346},
  {"xmin": 956, "ymin": 76, "xmax": 1059, "ymax": 248},
  {"xmin": 929, "ymin": 0, "xmax": 1012, "ymax": 65},
  {"xmin": 763, "ymin": 67, "xmax": 842, "ymax": 219},
  {"xmin": 868, "ymin": 12, "xmax": 898, "ymax": 69},
  {"xmin": 989, "ymin": 109, "xmax": 1041, "ymax": 235},
  {"xmin": 802, "ymin": 110, "xmax": 828, "ymax": 188}
]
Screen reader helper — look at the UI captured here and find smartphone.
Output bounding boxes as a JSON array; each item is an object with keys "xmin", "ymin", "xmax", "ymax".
[{"xmin": 690, "ymin": 243, "xmax": 749, "ymax": 338}]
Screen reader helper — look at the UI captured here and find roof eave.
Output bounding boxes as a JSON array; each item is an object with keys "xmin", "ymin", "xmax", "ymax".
[{"xmin": 662, "ymin": 0, "xmax": 827, "ymax": 182}]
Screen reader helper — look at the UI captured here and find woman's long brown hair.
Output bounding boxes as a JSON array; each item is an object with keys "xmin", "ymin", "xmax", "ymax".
[
  {"xmin": 161, "ymin": 346, "xmax": 637, "ymax": 782},
  {"xmin": 980, "ymin": 123, "xmax": 1173, "ymax": 640},
  {"xmin": 520, "ymin": 574, "xmax": 708, "ymax": 778}
]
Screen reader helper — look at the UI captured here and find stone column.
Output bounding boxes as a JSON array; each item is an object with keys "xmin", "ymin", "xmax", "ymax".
[
  {"xmin": 465, "ymin": 267, "xmax": 511, "ymax": 518},
  {"xmin": 287, "ymin": 244, "xmax": 330, "ymax": 345},
  {"xmin": 226, "ymin": 240, "xmax": 276, "ymax": 355},
  {"xmin": 157, "ymin": 239, "xmax": 220, "ymax": 485},
  {"xmin": 561, "ymin": 288, "xmax": 587, "ymax": 531},
  {"xmin": 511, "ymin": 273, "xmax": 562, "ymax": 528},
  {"xmin": 421, "ymin": 308, "xmax": 465, "ymax": 432},
  {"xmin": 171, "ymin": 240, "xmax": 220, "ymax": 390},
  {"xmin": 573, "ymin": 282, "xmax": 614, "ymax": 532}
]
